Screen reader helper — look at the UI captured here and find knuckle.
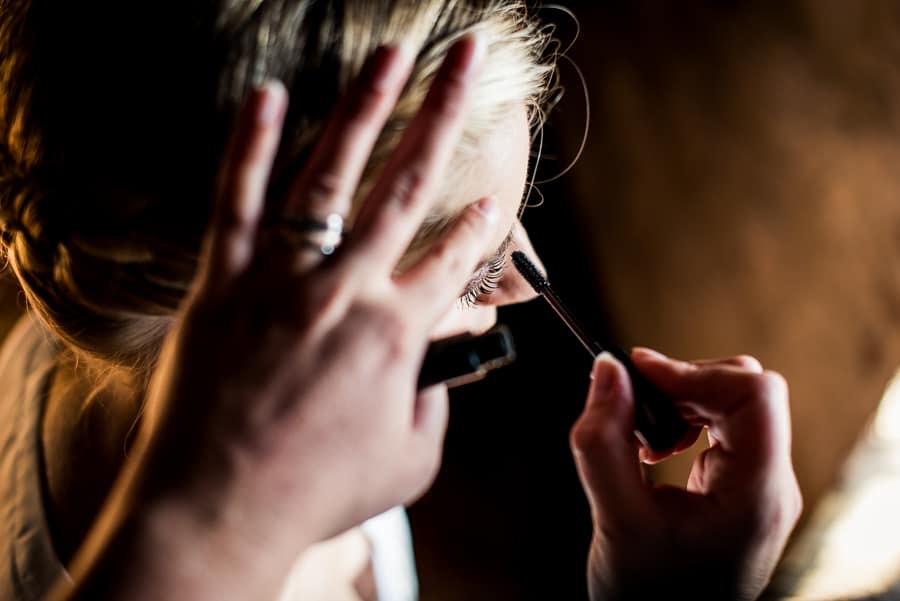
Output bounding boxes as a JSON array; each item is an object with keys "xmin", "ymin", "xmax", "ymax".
[
  {"xmin": 743, "ymin": 370, "xmax": 788, "ymax": 404},
  {"xmin": 427, "ymin": 75, "xmax": 467, "ymax": 120},
  {"xmin": 310, "ymin": 275, "xmax": 353, "ymax": 319},
  {"xmin": 422, "ymin": 210, "xmax": 488, "ymax": 274},
  {"xmin": 427, "ymin": 238, "xmax": 465, "ymax": 274},
  {"xmin": 226, "ymin": 166, "xmax": 264, "ymax": 209},
  {"xmin": 368, "ymin": 306, "xmax": 417, "ymax": 362},
  {"xmin": 457, "ymin": 205, "xmax": 489, "ymax": 235},
  {"xmin": 283, "ymin": 273, "xmax": 355, "ymax": 338},
  {"xmin": 760, "ymin": 370, "xmax": 790, "ymax": 401},
  {"xmin": 388, "ymin": 168, "xmax": 429, "ymax": 210},
  {"xmin": 570, "ymin": 419, "xmax": 613, "ymax": 455},
  {"xmin": 306, "ymin": 172, "xmax": 347, "ymax": 211},
  {"xmin": 344, "ymin": 83, "xmax": 389, "ymax": 124},
  {"xmin": 569, "ymin": 426, "xmax": 588, "ymax": 454}
]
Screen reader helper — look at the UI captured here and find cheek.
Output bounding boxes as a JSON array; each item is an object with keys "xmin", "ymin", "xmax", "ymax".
[{"xmin": 429, "ymin": 304, "xmax": 499, "ymax": 340}]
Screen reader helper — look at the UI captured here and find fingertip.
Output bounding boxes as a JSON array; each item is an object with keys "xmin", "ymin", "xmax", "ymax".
[
  {"xmin": 469, "ymin": 30, "xmax": 488, "ymax": 71},
  {"xmin": 587, "ymin": 352, "xmax": 630, "ymax": 414},
  {"xmin": 254, "ymin": 79, "xmax": 288, "ymax": 126},
  {"xmin": 257, "ymin": 77, "xmax": 287, "ymax": 97},
  {"xmin": 637, "ymin": 445, "xmax": 651, "ymax": 464},
  {"xmin": 459, "ymin": 30, "xmax": 488, "ymax": 66},
  {"xmin": 590, "ymin": 351, "xmax": 619, "ymax": 381},
  {"xmin": 450, "ymin": 196, "xmax": 498, "ymax": 251},
  {"xmin": 395, "ymin": 40, "xmax": 417, "ymax": 63},
  {"xmin": 440, "ymin": 31, "xmax": 487, "ymax": 85}
]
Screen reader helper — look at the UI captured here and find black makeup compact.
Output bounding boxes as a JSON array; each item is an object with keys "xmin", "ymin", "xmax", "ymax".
[{"xmin": 418, "ymin": 325, "xmax": 516, "ymax": 390}]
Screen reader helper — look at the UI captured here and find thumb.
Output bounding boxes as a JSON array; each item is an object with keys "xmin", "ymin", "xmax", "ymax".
[{"xmin": 571, "ymin": 353, "xmax": 648, "ymax": 522}]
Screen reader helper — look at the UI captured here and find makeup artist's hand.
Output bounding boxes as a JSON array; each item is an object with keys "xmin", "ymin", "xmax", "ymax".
[
  {"xmin": 58, "ymin": 36, "xmax": 496, "ymax": 601},
  {"xmin": 571, "ymin": 350, "xmax": 802, "ymax": 601}
]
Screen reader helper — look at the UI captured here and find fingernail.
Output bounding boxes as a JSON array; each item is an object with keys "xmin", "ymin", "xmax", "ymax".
[
  {"xmin": 590, "ymin": 352, "xmax": 619, "ymax": 395},
  {"xmin": 256, "ymin": 80, "xmax": 286, "ymax": 125},
  {"xmin": 475, "ymin": 196, "xmax": 498, "ymax": 223},
  {"xmin": 372, "ymin": 44, "xmax": 413, "ymax": 92}
]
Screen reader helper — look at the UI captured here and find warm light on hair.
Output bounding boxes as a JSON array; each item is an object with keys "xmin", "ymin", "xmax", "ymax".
[{"xmin": 0, "ymin": 0, "xmax": 555, "ymax": 369}]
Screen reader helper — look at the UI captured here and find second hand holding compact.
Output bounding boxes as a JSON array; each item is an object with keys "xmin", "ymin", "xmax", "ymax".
[{"xmin": 512, "ymin": 251, "xmax": 689, "ymax": 453}]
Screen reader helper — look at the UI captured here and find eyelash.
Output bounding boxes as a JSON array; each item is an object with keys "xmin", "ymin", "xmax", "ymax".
[{"xmin": 460, "ymin": 254, "xmax": 507, "ymax": 308}]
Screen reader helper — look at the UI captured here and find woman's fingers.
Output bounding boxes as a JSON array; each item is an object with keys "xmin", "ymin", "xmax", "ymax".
[
  {"xmin": 632, "ymin": 348, "xmax": 765, "ymax": 373},
  {"xmin": 688, "ymin": 354, "xmax": 764, "ymax": 373},
  {"xmin": 571, "ymin": 354, "xmax": 650, "ymax": 523},
  {"xmin": 630, "ymin": 349, "xmax": 792, "ymax": 471},
  {"xmin": 281, "ymin": 45, "xmax": 413, "ymax": 221},
  {"xmin": 339, "ymin": 34, "xmax": 486, "ymax": 276},
  {"xmin": 395, "ymin": 197, "xmax": 499, "ymax": 326},
  {"xmin": 200, "ymin": 82, "xmax": 287, "ymax": 296}
]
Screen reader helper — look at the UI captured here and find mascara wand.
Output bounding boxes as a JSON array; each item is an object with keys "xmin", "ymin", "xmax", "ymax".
[{"xmin": 512, "ymin": 251, "xmax": 689, "ymax": 453}]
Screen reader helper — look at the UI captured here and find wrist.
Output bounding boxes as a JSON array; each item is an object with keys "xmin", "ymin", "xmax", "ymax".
[
  {"xmin": 59, "ymin": 440, "xmax": 319, "ymax": 601},
  {"xmin": 133, "ymin": 493, "xmax": 303, "ymax": 599},
  {"xmin": 130, "ymin": 438, "xmax": 323, "ymax": 584}
]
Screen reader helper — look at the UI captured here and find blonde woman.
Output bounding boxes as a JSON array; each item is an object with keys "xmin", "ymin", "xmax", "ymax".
[{"xmin": 0, "ymin": 2, "xmax": 800, "ymax": 600}]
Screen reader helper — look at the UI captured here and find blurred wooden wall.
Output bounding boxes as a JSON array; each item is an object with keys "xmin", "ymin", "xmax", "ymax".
[{"xmin": 552, "ymin": 0, "xmax": 900, "ymax": 518}]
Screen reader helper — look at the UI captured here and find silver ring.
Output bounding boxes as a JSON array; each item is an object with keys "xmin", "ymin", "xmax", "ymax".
[{"xmin": 271, "ymin": 213, "xmax": 345, "ymax": 256}]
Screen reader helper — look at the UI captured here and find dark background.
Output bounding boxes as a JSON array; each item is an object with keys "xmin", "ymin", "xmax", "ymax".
[{"xmin": 409, "ymin": 179, "xmax": 602, "ymax": 601}]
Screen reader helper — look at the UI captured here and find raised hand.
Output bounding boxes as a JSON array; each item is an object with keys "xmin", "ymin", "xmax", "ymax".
[
  {"xmin": 60, "ymin": 35, "xmax": 501, "ymax": 601},
  {"xmin": 571, "ymin": 350, "xmax": 802, "ymax": 601}
]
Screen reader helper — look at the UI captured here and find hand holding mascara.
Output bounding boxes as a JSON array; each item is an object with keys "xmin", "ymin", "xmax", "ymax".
[{"xmin": 512, "ymin": 251, "xmax": 689, "ymax": 453}]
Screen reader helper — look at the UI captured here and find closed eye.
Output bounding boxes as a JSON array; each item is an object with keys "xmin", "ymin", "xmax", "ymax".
[
  {"xmin": 459, "ymin": 231, "xmax": 513, "ymax": 307},
  {"xmin": 460, "ymin": 254, "xmax": 507, "ymax": 307}
]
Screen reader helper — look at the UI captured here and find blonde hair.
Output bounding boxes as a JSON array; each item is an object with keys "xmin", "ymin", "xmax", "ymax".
[{"xmin": 0, "ymin": 0, "xmax": 554, "ymax": 371}]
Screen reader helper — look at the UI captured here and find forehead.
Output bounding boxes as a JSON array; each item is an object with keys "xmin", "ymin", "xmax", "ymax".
[
  {"xmin": 394, "ymin": 105, "xmax": 531, "ymax": 273},
  {"xmin": 442, "ymin": 105, "xmax": 532, "ymax": 238}
]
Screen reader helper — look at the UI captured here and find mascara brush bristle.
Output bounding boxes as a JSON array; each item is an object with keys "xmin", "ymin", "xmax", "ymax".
[{"xmin": 512, "ymin": 251, "xmax": 548, "ymax": 293}]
